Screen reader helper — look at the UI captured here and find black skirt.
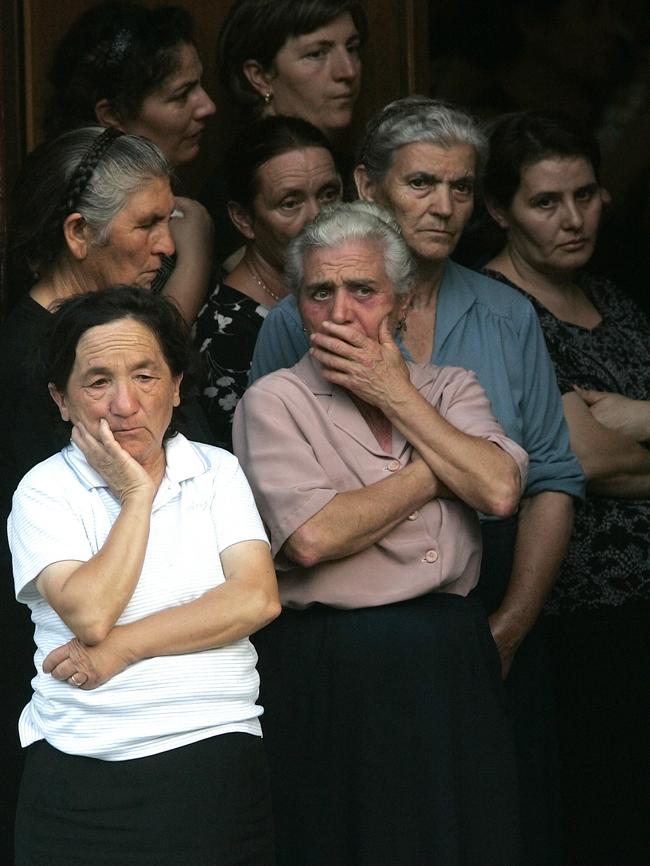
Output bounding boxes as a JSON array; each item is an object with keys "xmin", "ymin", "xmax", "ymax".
[
  {"xmin": 15, "ymin": 733, "xmax": 274, "ymax": 866},
  {"xmin": 254, "ymin": 591, "xmax": 519, "ymax": 866}
]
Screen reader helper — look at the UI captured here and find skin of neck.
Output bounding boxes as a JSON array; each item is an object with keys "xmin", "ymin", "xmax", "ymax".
[
  {"xmin": 247, "ymin": 246, "xmax": 288, "ymax": 298},
  {"xmin": 491, "ymin": 242, "xmax": 577, "ymax": 300},
  {"xmin": 410, "ymin": 257, "xmax": 446, "ymax": 308},
  {"xmin": 30, "ymin": 256, "xmax": 100, "ymax": 310}
]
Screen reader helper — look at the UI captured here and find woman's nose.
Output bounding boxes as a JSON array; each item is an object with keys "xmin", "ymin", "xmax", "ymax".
[
  {"xmin": 429, "ymin": 185, "xmax": 453, "ymax": 218},
  {"xmin": 194, "ymin": 87, "xmax": 216, "ymax": 120},
  {"xmin": 153, "ymin": 222, "xmax": 175, "ymax": 257},
  {"xmin": 330, "ymin": 290, "xmax": 351, "ymax": 323},
  {"xmin": 331, "ymin": 47, "xmax": 358, "ymax": 82},
  {"xmin": 562, "ymin": 199, "xmax": 584, "ymax": 230},
  {"xmin": 111, "ymin": 382, "xmax": 138, "ymax": 416}
]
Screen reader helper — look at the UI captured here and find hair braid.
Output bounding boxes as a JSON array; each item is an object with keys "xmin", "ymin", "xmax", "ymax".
[{"xmin": 42, "ymin": 127, "xmax": 123, "ymax": 267}]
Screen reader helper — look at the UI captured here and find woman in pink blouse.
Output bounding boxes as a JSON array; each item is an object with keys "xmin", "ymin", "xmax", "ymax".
[{"xmin": 234, "ymin": 202, "xmax": 529, "ymax": 866}]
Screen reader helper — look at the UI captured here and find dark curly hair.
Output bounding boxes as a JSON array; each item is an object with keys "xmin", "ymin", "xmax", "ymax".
[{"xmin": 45, "ymin": 2, "xmax": 194, "ymax": 138}]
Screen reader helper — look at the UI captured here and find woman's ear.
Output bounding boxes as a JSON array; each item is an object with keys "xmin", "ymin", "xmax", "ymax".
[
  {"xmin": 48, "ymin": 383, "xmax": 70, "ymax": 422},
  {"xmin": 354, "ymin": 165, "xmax": 378, "ymax": 203},
  {"xmin": 484, "ymin": 198, "xmax": 510, "ymax": 230},
  {"xmin": 228, "ymin": 201, "xmax": 255, "ymax": 242},
  {"xmin": 172, "ymin": 373, "xmax": 183, "ymax": 408},
  {"xmin": 94, "ymin": 98, "xmax": 125, "ymax": 131},
  {"xmin": 63, "ymin": 213, "xmax": 92, "ymax": 261},
  {"xmin": 242, "ymin": 59, "xmax": 273, "ymax": 99}
]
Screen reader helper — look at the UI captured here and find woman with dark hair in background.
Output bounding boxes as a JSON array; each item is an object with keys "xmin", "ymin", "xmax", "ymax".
[
  {"xmin": 203, "ymin": 0, "xmax": 366, "ymax": 264},
  {"xmin": 483, "ymin": 109, "xmax": 650, "ymax": 866},
  {"xmin": 193, "ymin": 115, "xmax": 341, "ymax": 449},
  {"xmin": 47, "ymin": 0, "xmax": 217, "ymax": 322},
  {"xmin": 9, "ymin": 286, "xmax": 279, "ymax": 865}
]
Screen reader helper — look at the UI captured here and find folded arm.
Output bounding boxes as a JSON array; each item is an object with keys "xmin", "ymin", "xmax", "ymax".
[
  {"xmin": 43, "ymin": 539, "xmax": 280, "ymax": 689},
  {"xmin": 310, "ymin": 319, "xmax": 524, "ymax": 517},
  {"xmin": 563, "ymin": 391, "xmax": 650, "ymax": 497},
  {"xmin": 284, "ymin": 456, "xmax": 439, "ymax": 567}
]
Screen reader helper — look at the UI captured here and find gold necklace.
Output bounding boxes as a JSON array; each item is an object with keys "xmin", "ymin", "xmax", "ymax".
[{"xmin": 245, "ymin": 257, "xmax": 283, "ymax": 303}]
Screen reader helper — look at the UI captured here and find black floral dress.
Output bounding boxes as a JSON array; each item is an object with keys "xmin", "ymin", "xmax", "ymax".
[
  {"xmin": 193, "ymin": 282, "xmax": 268, "ymax": 451},
  {"xmin": 484, "ymin": 270, "xmax": 650, "ymax": 614}
]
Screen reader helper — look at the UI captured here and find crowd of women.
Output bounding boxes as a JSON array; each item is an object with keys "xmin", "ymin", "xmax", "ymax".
[{"xmin": 0, "ymin": 1, "xmax": 647, "ymax": 864}]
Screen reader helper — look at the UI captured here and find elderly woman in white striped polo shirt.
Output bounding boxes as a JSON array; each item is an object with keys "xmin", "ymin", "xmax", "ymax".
[{"xmin": 8, "ymin": 286, "xmax": 279, "ymax": 866}]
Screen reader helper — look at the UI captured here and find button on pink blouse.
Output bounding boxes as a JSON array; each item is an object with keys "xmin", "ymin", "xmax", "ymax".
[{"xmin": 233, "ymin": 355, "xmax": 528, "ymax": 609}]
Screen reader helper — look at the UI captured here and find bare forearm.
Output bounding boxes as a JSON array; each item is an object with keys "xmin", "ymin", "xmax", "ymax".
[
  {"xmin": 161, "ymin": 198, "xmax": 214, "ymax": 324},
  {"xmin": 38, "ymin": 491, "xmax": 153, "ymax": 644},
  {"xmin": 492, "ymin": 492, "xmax": 574, "ymax": 644},
  {"xmin": 284, "ymin": 459, "xmax": 438, "ymax": 567},
  {"xmin": 384, "ymin": 388, "xmax": 522, "ymax": 516},
  {"xmin": 161, "ymin": 259, "xmax": 211, "ymax": 325},
  {"xmin": 109, "ymin": 576, "xmax": 279, "ymax": 665},
  {"xmin": 565, "ymin": 391, "xmax": 650, "ymax": 497}
]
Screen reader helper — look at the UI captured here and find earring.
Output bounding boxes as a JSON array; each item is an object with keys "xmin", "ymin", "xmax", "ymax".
[
  {"xmin": 263, "ymin": 92, "xmax": 272, "ymax": 105},
  {"xmin": 396, "ymin": 315, "xmax": 408, "ymax": 336}
]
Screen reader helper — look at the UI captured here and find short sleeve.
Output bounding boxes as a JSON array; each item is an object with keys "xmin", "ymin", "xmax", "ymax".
[
  {"xmin": 248, "ymin": 297, "xmax": 309, "ymax": 383},
  {"xmin": 8, "ymin": 473, "xmax": 94, "ymax": 604},
  {"xmin": 432, "ymin": 368, "xmax": 529, "ymax": 491},
  {"xmin": 233, "ymin": 382, "xmax": 337, "ymax": 556},
  {"xmin": 209, "ymin": 453, "xmax": 269, "ymax": 553}
]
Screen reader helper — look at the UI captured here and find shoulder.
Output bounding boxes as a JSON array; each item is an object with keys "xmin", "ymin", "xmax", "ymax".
[
  {"xmin": 448, "ymin": 261, "xmax": 537, "ymax": 324},
  {"xmin": 166, "ymin": 434, "xmax": 242, "ymax": 479},
  {"xmin": 581, "ymin": 272, "xmax": 648, "ymax": 322},
  {"xmin": 244, "ymin": 361, "xmax": 311, "ymax": 403},
  {"xmin": 261, "ymin": 294, "xmax": 302, "ymax": 329},
  {"xmin": 12, "ymin": 449, "xmax": 79, "ymax": 504}
]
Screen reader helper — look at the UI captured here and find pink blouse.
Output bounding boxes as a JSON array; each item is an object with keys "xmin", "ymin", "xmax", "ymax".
[{"xmin": 233, "ymin": 355, "xmax": 528, "ymax": 609}]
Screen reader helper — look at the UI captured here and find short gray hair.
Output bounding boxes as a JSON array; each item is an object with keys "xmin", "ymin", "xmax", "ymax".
[
  {"xmin": 357, "ymin": 96, "xmax": 488, "ymax": 183},
  {"xmin": 9, "ymin": 127, "xmax": 170, "ymax": 291},
  {"xmin": 285, "ymin": 201, "xmax": 416, "ymax": 298}
]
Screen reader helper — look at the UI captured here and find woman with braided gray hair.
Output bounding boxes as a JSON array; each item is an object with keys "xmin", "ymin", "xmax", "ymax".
[{"xmin": 0, "ymin": 127, "xmax": 206, "ymax": 853}]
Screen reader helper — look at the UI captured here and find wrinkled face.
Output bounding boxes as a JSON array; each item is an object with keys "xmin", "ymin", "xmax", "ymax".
[
  {"xmin": 247, "ymin": 146, "xmax": 341, "ymax": 270},
  {"xmin": 50, "ymin": 319, "xmax": 182, "ymax": 474},
  {"xmin": 299, "ymin": 239, "xmax": 406, "ymax": 340},
  {"xmin": 124, "ymin": 43, "xmax": 215, "ymax": 166},
  {"xmin": 368, "ymin": 142, "xmax": 476, "ymax": 264},
  {"xmin": 84, "ymin": 177, "xmax": 175, "ymax": 289},
  {"xmin": 269, "ymin": 13, "xmax": 361, "ymax": 138},
  {"xmin": 498, "ymin": 156, "xmax": 603, "ymax": 276}
]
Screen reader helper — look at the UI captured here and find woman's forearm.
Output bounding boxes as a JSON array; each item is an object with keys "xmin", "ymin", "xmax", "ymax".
[
  {"xmin": 43, "ymin": 541, "xmax": 281, "ymax": 689},
  {"xmin": 284, "ymin": 458, "xmax": 439, "ymax": 567},
  {"xmin": 36, "ymin": 489, "xmax": 153, "ymax": 645},
  {"xmin": 489, "ymin": 492, "xmax": 574, "ymax": 677},
  {"xmin": 384, "ymin": 387, "xmax": 523, "ymax": 517},
  {"xmin": 564, "ymin": 392, "xmax": 650, "ymax": 497}
]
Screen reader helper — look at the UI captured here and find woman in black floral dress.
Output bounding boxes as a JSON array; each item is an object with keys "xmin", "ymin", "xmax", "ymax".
[
  {"xmin": 193, "ymin": 116, "xmax": 341, "ymax": 449},
  {"xmin": 482, "ymin": 109, "xmax": 649, "ymax": 866}
]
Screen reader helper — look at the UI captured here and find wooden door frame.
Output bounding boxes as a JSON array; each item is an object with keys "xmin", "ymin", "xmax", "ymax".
[{"xmin": 0, "ymin": 0, "xmax": 26, "ymax": 312}]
